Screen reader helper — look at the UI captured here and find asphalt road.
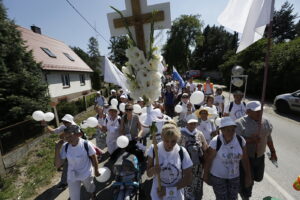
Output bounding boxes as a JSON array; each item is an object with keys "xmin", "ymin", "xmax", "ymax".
[{"xmin": 39, "ymin": 89, "xmax": 300, "ymax": 200}]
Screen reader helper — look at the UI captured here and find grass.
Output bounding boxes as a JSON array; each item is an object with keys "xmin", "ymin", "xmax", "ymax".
[{"xmin": 0, "ymin": 108, "xmax": 96, "ymax": 199}]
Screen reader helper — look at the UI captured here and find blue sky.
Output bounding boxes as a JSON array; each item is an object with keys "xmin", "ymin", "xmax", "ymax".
[{"xmin": 3, "ymin": 0, "xmax": 300, "ymax": 56}]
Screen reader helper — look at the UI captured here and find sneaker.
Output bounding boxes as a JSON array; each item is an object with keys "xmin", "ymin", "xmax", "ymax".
[{"xmin": 56, "ymin": 182, "xmax": 68, "ymax": 190}]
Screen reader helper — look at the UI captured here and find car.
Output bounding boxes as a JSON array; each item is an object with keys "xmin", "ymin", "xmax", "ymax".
[{"xmin": 274, "ymin": 90, "xmax": 300, "ymax": 113}]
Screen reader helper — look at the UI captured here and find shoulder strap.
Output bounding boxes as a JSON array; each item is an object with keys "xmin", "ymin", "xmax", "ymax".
[
  {"xmin": 216, "ymin": 135, "xmax": 222, "ymax": 152},
  {"xmin": 243, "ymin": 102, "xmax": 246, "ymax": 107},
  {"xmin": 179, "ymin": 146, "xmax": 184, "ymax": 163},
  {"xmin": 229, "ymin": 102, "xmax": 234, "ymax": 112},
  {"xmin": 236, "ymin": 135, "xmax": 243, "ymax": 149},
  {"xmin": 65, "ymin": 143, "xmax": 69, "ymax": 153},
  {"xmin": 84, "ymin": 140, "xmax": 89, "ymax": 157}
]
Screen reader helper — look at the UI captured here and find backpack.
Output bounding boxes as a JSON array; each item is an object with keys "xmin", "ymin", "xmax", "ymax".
[
  {"xmin": 181, "ymin": 130, "xmax": 204, "ymax": 165},
  {"xmin": 229, "ymin": 101, "xmax": 246, "ymax": 112},
  {"xmin": 216, "ymin": 134, "xmax": 243, "ymax": 152}
]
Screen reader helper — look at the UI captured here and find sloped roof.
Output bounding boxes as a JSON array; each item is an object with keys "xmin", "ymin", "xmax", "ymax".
[{"xmin": 17, "ymin": 26, "xmax": 93, "ymax": 72}]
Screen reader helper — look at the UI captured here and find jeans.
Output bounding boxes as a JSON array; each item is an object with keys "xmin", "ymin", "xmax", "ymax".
[{"xmin": 210, "ymin": 174, "xmax": 240, "ymax": 200}]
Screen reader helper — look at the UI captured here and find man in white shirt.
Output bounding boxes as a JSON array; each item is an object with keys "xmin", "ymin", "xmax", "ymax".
[{"xmin": 223, "ymin": 90, "xmax": 246, "ymax": 121}]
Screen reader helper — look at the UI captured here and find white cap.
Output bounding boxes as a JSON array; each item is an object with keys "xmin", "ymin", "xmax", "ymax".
[
  {"xmin": 108, "ymin": 105, "xmax": 118, "ymax": 111},
  {"xmin": 246, "ymin": 101, "xmax": 262, "ymax": 111},
  {"xmin": 187, "ymin": 114, "xmax": 198, "ymax": 124},
  {"xmin": 137, "ymin": 97, "xmax": 144, "ymax": 102},
  {"xmin": 61, "ymin": 114, "xmax": 74, "ymax": 123},
  {"xmin": 96, "ymin": 91, "xmax": 101, "ymax": 94},
  {"xmin": 219, "ymin": 117, "xmax": 236, "ymax": 128},
  {"xmin": 120, "ymin": 94, "xmax": 127, "ymax": 99},
  {"xmin": 111, "ymin": 89, "xmax": 116, "ymax": 93}
]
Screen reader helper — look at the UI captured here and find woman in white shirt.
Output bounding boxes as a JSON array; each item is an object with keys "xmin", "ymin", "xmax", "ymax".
[
  {"xmin": 203, "ymin": 117, "xmax": 252, "ymax": 200},
  {"xmin": 146, "ymin": 123, "xmax": 193, "ymax": 200},
  {"xmin": 195, "ymin": 107, "xmax": 217, "ymax": 144}
]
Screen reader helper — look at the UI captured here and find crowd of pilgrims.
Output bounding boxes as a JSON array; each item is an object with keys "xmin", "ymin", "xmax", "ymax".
[{"xmin": 50, "ymin": 76, "xmax": 276, "ymax": 200}]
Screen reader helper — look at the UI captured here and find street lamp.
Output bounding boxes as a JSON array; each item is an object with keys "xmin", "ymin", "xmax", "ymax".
[{"xmin": 229, "ymin": 65, "xmax": 248, "ymax": 102}]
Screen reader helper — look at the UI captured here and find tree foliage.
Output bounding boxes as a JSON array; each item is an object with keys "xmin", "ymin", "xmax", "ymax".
[
  {"xmin": 162, "ymin": 15, "xmax": 203, "ymax": 73},
  {"xmin": 191, "ymin": 25, "xmax": 238, "ymax": 71},
  {"xmin": 108, "ymin": 36, "xmax": 129, "ymax": 69},
  {"xmin": 0, "ymin": 2, "xmax": 49, "ymax": 127},
  {"xmin": 87, "ymin": 37, "xmax": 102, "ymax": 90},
  {"xmin": 271, "ymin": 1, "xmax": 298, "ymax": 43}
]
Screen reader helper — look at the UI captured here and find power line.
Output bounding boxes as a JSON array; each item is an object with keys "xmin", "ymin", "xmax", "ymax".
[{"xmin": 65, "ymin": 0, "xmax": 110, "ymax": 45}]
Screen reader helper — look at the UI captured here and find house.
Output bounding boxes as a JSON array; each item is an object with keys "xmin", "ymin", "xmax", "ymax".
[{"xmin": 18, "ymin": 25, "xmax": 93, "ymax": 102}]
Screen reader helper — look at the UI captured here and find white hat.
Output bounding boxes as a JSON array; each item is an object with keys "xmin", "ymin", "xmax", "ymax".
[
  {"xmin": 108, "ymin": 105, "xmax": 118, "ymax": 111},
  {"xmin": 219, "ymin": 117, "xmax": 236, "ymax": 128},
  {"xmin": 137, "ymin": 97, "xmax": 144, "ymax": 102},
  {"xmin": 246, "ymin": 101, "xmax": 262, "ymax": 111},
  {"xmin": 187, "ymin": 114, "xmax": 198, "ymax": 124},
  {"xmin": 61, "ymin": 114, "xmax": 74, "ymax": 123},
  {"xmin": 120, "ymin": 94, "xmax": 127, "ymax": 99},
  {"xmin": 96, "ymin": 91, "xmax": 101, "ymax": 94},
  {"xmin": 111, "ymin": 89, "xmax": 116, "ymax": 93}
]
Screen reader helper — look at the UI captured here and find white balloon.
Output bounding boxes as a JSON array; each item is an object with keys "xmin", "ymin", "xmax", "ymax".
[
  {"xmin": 215, "ymin": 117, "xmax": 221, "ymax": 127},
  {"xmin": 133, "ymin": 104, "xmax": 142, "ymax": 114},
  {"xmin": 95, "ymin": 167, "xmax": 111, "ymax": 182},
  {"xmin": 80, "ymin": 121, "xmax": 89, "ymax": 129},
  {"xmin": 175, "ymin": 105, "xmax": 183, "ymax": 113},
  {"xmin": 119, "ymin": 103, "xmax": 126, "ymax": 112},
  {"xmin": 117, "ymin": 135, "xmax": 129, "ymax": 148},
  {"xmin": 190, "ymin": 91, "xmax": 205, "ymax": 105},
  {"xmin": 86, "ymin": 117, "xmax": 98, "ymax": 128},
  {"xmin": 32, "ymin": 110, "xmax": 45, "ymax": 121},
  {"xmin": 44, "ymin": 112, "xmax": 54, "ymax": 122},
  {"xmin": 232, "ymin": 65, "xmax": 244, "ymax": 76},
  {"xmin": 232, "ymin": 78, "xmax": 244, "ymax": 87},
  {"xmin": 111, "ymin": 98, "xmax": 118, "ymax": 106}
]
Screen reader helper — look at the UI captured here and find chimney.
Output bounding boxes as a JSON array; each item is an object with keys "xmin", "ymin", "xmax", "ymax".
[{"xmin": 31, "ymin": 25, "xmax": 41, "ymax": 34}]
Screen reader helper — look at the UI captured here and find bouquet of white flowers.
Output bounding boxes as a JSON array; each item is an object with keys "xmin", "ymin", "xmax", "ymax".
[{"xmin": 111, "ymin": 7, "xmax": 163, "ymax": 105}]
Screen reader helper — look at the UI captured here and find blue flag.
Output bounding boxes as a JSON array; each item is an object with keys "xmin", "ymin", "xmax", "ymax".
[{"xmin": 172, "ymin": 67, "xmax": 185, "ymax": 88}]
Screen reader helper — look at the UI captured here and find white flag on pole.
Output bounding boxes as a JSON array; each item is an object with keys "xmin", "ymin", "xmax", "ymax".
[
  {"xmin": 218, "ymin": 0, "xmax": 274, "ymax": 53},
  {"xmin": 104, "ymin": 57, "xmax": 129, "ymax": 92}
]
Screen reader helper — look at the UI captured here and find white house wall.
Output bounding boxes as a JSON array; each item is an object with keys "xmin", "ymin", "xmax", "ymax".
[{"xmin": 46, "ymin": 71, "xmax": 92, "ymax": 98}]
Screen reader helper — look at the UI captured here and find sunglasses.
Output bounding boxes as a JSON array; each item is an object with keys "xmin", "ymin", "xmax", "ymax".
[{"xmin": 125, "ymin": 108, "xmax": 133, "ymax": 111}]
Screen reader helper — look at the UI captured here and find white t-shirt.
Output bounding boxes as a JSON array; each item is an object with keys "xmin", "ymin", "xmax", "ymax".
[
  {"xmin": 214, "ymin": 95, "xmax": 225, "ymax": 113},
  {"xmin": 205, "ymin": 84, "xmax": 213, "ymax": 95},
  {"xmin": 60, "ymin": 138, "xmax": 96, "ymax": 182},
  {"xmin": 147, "ymin": 142, "xmax": 193, "ymax": 200},
  {"xmin": 178, "ymin": 102, "xmax": 195, "ymax": 122},
  {"xmin": 224, "ymin": 102, "xmax": 246, "ymax": 121},
  {"xmin": 197, "ymin": 120, "xmax": 216, "ymax": 144},
  {"xmin": 189, "ymin": 83, "xmax": 196, "ymax": 93},
  {"xmin": 209, "ymin": 133, "xmax": 245, "ymax": 179}
]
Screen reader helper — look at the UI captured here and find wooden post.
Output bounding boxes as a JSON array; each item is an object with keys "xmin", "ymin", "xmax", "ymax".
[{"xmin": 50, "ymin": 102, "xmax": 59, "ymax": 127}]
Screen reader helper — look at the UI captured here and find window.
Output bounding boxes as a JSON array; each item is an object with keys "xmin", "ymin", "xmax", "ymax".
[
  {"xmin": 41, "ymin": 47, "xmax": 56, "ymax": 58},
  {"xmin": 63, "ymin": 52, "xmax": 75, "ymax": 61},
  {"xmin": 79, "ymin": 74, "xmax": 85, "ymax": 85},
  {"xmin": 61, "ymin": 74, "xmax": 70, "ymax": 87}
]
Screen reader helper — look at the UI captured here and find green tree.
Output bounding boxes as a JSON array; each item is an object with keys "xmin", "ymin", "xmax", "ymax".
[
  {"xmin": 108, "ymin": 36, "xmax": 129, "ymax": 69},
  {"xmin": 271, "ymin": 1, "xmax": 298, "ymax": 43},
  {"xmin": 191, "ymin": 25, "xmax": 238, "ymax": 71},
  {"xmin": 295, "ymin": 19, "xmax": 300, "ymax": 37},
  {"xmin": 87, "ymin": 37, "xmax": 102, "ymax": 90},
  {"xmin": 0, "ymin": 2, "xmax": 49, "ymax": 127},
  {"xmin": 71, "ymin": 46, "xmax": 90, "ymax": 65},
  {"xmin": 162, "ymin": 15, "xmax": 203, "ymax": 73}
]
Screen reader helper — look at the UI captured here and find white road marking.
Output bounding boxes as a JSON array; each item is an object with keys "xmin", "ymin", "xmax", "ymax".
[{"xmin": 265, "ymin": 172, "xmax": 296, "ymax": 200}]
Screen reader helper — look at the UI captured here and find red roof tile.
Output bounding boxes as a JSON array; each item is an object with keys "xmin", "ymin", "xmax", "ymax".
[{"xmin": 17, "ymin": 26, "xmax": 93, "ymax": 73}]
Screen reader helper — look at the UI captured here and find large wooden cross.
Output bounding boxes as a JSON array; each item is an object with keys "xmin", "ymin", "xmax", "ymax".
[{"xmin": 107, "ymin": 0, "xmax": 171, "ymax": 53}]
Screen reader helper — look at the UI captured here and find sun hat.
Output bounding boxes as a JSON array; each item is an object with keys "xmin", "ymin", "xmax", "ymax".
[
  {"xmin": 187, "ymin": 114, "xmax": 198, "ymax": 124},
  {"xmin": 246, "ymin": 101, "xmax": 262, "ymax": 111},
  {"xmin": 219, "ymin": 117, "xmax": 236, "ymax": 128},
  {"xmin": 194, "ymin": 107, "xmax": 209, "ymax": 118},
  {"xmin": 61, "ymin": 114, "xmax": 74, "ymax": 123}
]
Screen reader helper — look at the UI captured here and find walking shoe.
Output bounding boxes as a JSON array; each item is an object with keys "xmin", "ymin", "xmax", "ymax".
[{"xmin": 56, "ymin": 182, "xmax": 68, "ymax": 190}]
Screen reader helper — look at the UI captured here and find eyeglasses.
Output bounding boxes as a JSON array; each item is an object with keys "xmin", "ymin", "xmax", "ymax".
[{"xmin": 125, "ymin": 108, "xmax": 133, "ymax": 111}]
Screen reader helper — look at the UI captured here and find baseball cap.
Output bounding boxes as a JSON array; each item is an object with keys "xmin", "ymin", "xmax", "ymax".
[
  {"xmin": 187, "ymin": 114, "xmax": 198, "ymax": 124},
  {"xmin": 111, "ymin": 89, "xmax": 116, "ymax": 93},
  {"xmin": 182, "ymin": 93, "xmax": 189, "ymax": 97},
  {"xmin": 246, "ymin": 101, "xmax": 262, "ymax": 111},
  {"xmin": 120, "ymin": 94, "xmax": 127, "ymax": 99},
  {"xmin": 108, "ymin": 105, "xmax": 118, "ymax": 111},
  {"xmin": 219, "ymin": 117, "xmax": 236, "ymax": 128}
]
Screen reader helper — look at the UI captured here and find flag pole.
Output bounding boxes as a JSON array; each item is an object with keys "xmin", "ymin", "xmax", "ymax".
[{"xmin": 256, "ymin": 0, "xmax": 275, "ymax": 158}]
